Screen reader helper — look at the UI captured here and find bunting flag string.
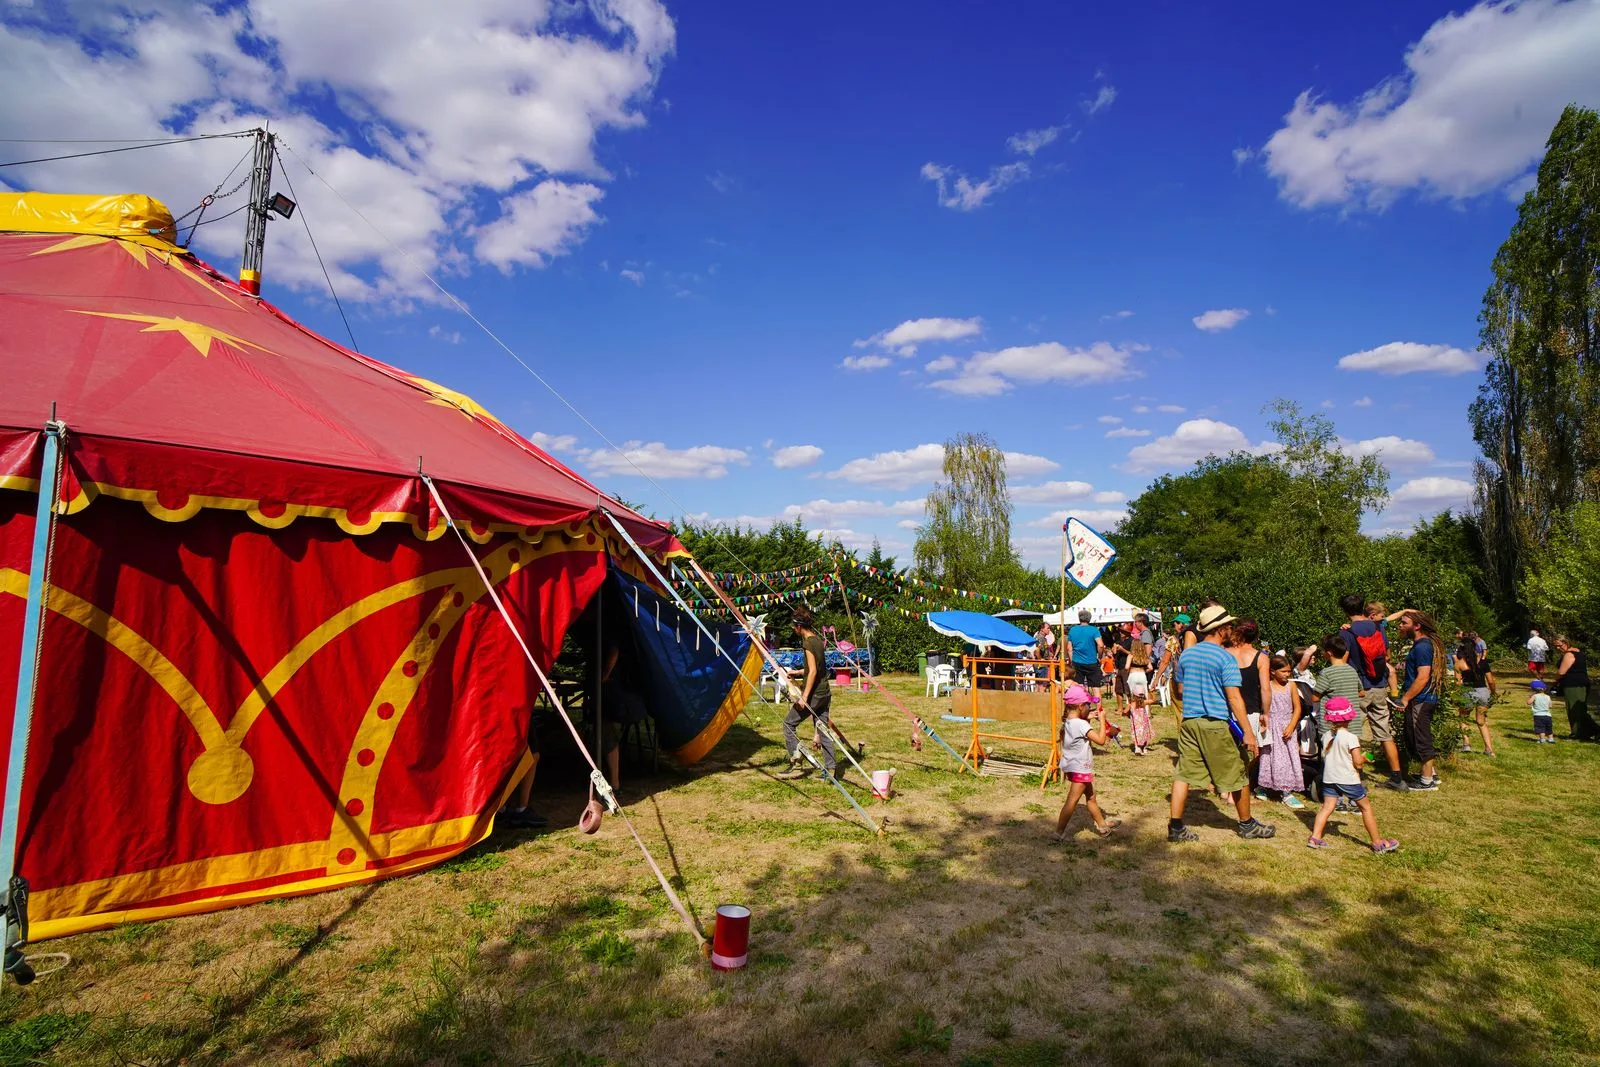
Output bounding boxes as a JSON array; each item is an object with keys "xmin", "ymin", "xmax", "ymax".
[
  {"xmin": 696, "ymin": 558, "xmax": 834, "ymax": 588},
  {"xmin": 832, "ymin": 555, "xmax": 1057, "ymax": 611}
]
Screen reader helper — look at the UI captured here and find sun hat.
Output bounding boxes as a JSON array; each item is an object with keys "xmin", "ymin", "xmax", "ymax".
[
  {"xmin": 1530, "ymin": 680, "xmax": 1546, "ymax": 691},
  {"xmin": 1323, "ymin": 696, "xmax": 1357, "ymax": 723},
  {"xmin": 1063, "ymin": 684, "xmax": 1091, "ymax": 705},
  {"xmin": 1195, "ymin": 604, "xmax": 1237, "ymax": 634},
  {"xmin": 1174, "ymin": 613, "xmax": 1192, "ymax": 624}
]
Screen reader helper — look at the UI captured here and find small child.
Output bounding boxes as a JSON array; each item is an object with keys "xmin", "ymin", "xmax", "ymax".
[
  {"xmin": 1258, "ymin": 655, "xmax": 1306, "ymax": 809},
  {"xmin": 1126, "ymin": 639, "xmax": 1153, "ymax": 755},
  {"xmin": 1309, "ymin": 697, "xmax": 1399, "ymax": 853},
  {"xmin": 1052, "ymin": 685, "xmax": 1118, "ymax": 840},
  {"xmin": 1529, "ymin": 681, "xmax": 1555, "ymax": 743}
]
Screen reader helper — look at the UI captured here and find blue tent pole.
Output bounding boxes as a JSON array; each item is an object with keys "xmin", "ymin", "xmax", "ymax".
[{"xmin": 3, "ymin": 419, "xmax": 65, "ymax": 984}]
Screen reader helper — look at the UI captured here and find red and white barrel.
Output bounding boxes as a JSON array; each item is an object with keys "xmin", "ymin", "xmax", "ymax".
[{"xmin": 711, "ymin": 904, "xmax": 750, "ymax": 970}]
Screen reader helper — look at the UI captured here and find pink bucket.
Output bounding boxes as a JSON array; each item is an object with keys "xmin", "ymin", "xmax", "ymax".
[{"xmin": 870, "ymin": 768, "xmax": 895, "ymax": 799}]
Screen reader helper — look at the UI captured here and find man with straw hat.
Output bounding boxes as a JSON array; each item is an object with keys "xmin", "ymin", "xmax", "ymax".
[{"xmin": 1168, "ymin": 604, "xmax": 1276, "ymax": 843}]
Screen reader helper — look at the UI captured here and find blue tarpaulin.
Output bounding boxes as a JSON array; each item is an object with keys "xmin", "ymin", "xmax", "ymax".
[
  {"xmin": 925, "ymin": 610, "xmax": 1036, "ymax": 652},
  {"xmin": 608, "ymin": 568, "xmax": 760, "ymax": 763}
]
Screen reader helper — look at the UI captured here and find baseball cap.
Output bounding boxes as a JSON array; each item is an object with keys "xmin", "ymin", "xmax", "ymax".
[
  {"xmin": 1530, "ymin": 680, "xmax": 1547, "ymax": 692},
  {"xmin": 1063, "ymin": 684, "xmax": 1091, "ymax": 705},
  {"xmin": 1195, "ymin": 604, "xmax": 1237, "ymax": 634}
]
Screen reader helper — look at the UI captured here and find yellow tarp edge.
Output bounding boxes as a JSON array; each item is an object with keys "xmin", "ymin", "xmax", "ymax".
[{"xmin": 1, "ymin": 192, "xmax": 184, "ymax": 252}]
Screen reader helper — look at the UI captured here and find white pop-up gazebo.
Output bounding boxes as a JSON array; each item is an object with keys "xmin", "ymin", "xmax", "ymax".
[{"xmin": 1043, "ymin": 585, "xmax": 1160, "ymax": 625}]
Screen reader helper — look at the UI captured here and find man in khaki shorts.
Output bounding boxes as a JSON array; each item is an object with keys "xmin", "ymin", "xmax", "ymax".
[
  {"xmin": 1167, "ymin": 604, "xmax": 1276, "ymax": 843},
  {"xmin": 1338, "ymin": 594, "xmax": 1406, "ymax": 791}
]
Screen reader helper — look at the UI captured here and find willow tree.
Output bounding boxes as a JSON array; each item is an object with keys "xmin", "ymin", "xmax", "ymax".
[
  {"xmin": 1471, "ymin": 104, "xmax": 1600, "ymax": 616},
  {"xmin": 914, "ymin": 432, "xmax": 1017, "ymax": 589}
]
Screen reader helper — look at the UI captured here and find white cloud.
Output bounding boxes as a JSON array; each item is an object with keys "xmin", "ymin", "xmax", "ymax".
[
  {"xmin": 1354, "ymin": 396, "xmax": 1374, "ymax": 407},
  {"xmin": 1027, "ymin": 508, "xmax": 1129, "ymax": 530},
  {"xmin": 841, "ymin": 354, "xmax": 893, "ymax": 371},
  {"xmin": 620, "ymin": 269, "xmax": 644, "ymax": 285},
  {"xmin": 1007, "ymin": 124, "xmax": 1065, "ymax": 156},
  {"xmin": 1098, "ymin": 415, "xmax": 1123, "ymax": 425},
  {"xmin": 825, "ymin": 444, "xmax": 1056, "ymax": 491},
  {"xmin": 0, "ymin": 1, "xmax": 674, "ymax": 299},
  {"xmin": 1083, "ymin": 85, "xmax": 1118, "ymax": 115},
  {"xmin": 1012, "ymin": 480, "xmax": 1095, "ymax": 504},
  {"xmin": 1122, "ymin": 418, "xmax": 1275, "ymax": 474},
  {"xmin": 924, "ymin": 355, "xmax": 959, "ymax": 373},
  {"xmin": 1337, "ymin": 341, "xmax": 1482, "ymax": 376},
  {"xmin": 1093, "ymin": 490, "xmax": 1127, "ymax": 504},
  {"xmin": 475, "ymin": 180, "xmax": 605, "ymax": 271},
  {"xmin": 1106, "ymin": 427, "xmax": 1152, "ymax": 439},
  {"xmin": 1232, "ymin": 146, "xmax": 1255, "ymax": 170},
  {"xmin": 1376, "ymin": 476, "xmax": 1476, "ymax": 529},
  {"xmin": 1101, "ymin": 309, "xmax": 1135, "ymax": 322},
  {"xmin": 427, "ymin": 324, "xmax": 463, "ymax": 344},
  {"xmin": 1344, "ymin": 435, "xmax": 1436, "ymax": 466},
  {"xmin": 1263, "ymin": 0, "xmax": 1600, "ymax": 209},
  {"xmin": 1157, "ymin": 404, "xmax": 1186, "ymax": 413},
  {"xmin": 826, "ymin": 443, "xmax": 946, "ymax": 490},
  {"xmin": 779, "ymin": 498, "xmax": 925, "ymax": 525},
  {"xmin": 921, "ymin": 160, "xmax": 1030, "ymax": 210},
  {"xmin": 1132, "ymin": 404, "xmax": 1150, "ymax": 414},
  {"xmin": 1192, "ymin": 308, "xmax": 1250, "ymax": 332},
  {"xmin": 528, "ymin": 431, "xmax": 578, "ymax": 453},
  {"xmin": 771, "ymin": 444, "xmax": 824, "ymax": 469},
  {"xmin": 856, "ymin": 316, "xmax": 983, "ymax": 356},
  {"xmin": 587, "ymin": 441, "xmax": 748, "ymax": 479},
  {"xmin": 929, "ymin": 341, "xmax": 1144, "ymax": 396}
]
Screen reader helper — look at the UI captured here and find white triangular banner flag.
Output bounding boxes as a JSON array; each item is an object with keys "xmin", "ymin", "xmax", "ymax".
[{"xmin": 1064, "ymin": 516, "xmax": 1116, "ymax": 589}]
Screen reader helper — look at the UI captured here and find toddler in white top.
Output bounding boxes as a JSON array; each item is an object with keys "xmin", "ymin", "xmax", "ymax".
[
  {"xmin": 1308, "ymin": 697, "xmax": 1399, "ymax": 854},
  {"xmin": 1529, "ymin": 681, "xmax": 1555, "ymax": 743}
]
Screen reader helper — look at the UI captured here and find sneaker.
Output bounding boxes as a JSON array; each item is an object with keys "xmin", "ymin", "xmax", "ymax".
[
  {"xmin": 1236, "ymin": 819, "xmax": 1277, "ymax": 840},
  {"xmin": 1168, "ymin": 824, "xmax": 1199, "ymax": 843},
  {"xmin": 1458, "ymin": 743, "xmax": 1473, "ymax": 753},
  {"xmin": 776, "ymin": 762, "xmax": 811, "ymax": 781},
  {"xmin": 1306, "ymin": 836, "xmax": 1329, "ymax": 850},
  {"xmin": 1372, "ymin": 839, "xmax": 1401, "ymax": 854},
  {"xmin": 1253, "ymin": 791, "xmax": 1270, "ymax": 803},
  {"xmin": 1336, "ymin": 796, "xmax": 1356, "ymax": 813},
  {"xmin": 1407, "ymin": 777, "xmax": 1440, "ymax": 791},
  {"xmin": 1381, "ymin": 776, "xmax": 1409, "ymax": 792},
  {"xmin": 1283, "ymin": 794, "xmax": 1307, "ymax": 810}
]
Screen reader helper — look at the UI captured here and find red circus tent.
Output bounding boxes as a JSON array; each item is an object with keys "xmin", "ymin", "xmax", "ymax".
[{"xmin": 0, "ymin": 193, "xmax": 733, "ymax": 940}]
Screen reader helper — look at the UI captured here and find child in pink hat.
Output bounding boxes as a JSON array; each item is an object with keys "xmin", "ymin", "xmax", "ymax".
[
  {"xmin": 1052, "ymin": 686, "xmax": 1119, "ymax": 841},
  {"xmin": 1308, "ymin": 697, "xmax": 1399, "ymax": 853}
]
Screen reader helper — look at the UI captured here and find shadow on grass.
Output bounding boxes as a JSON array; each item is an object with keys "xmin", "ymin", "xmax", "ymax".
[{"xmin": 282, "ymin": 799, "xmax": 1554, "ymax": 1067}]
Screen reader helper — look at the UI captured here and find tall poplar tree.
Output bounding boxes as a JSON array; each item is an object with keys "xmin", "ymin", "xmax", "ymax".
[
  {"xmin": 1471, "ymin": 104, "xmax": 1600, "ymax": 615},
  {"xmin": 914, "ymin": 432, "xmax": 1017, "ymax": 589}
]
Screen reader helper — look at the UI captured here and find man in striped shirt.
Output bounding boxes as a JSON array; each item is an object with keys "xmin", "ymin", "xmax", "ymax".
[{"xmin": 1169, "ymin": 604, "xmax": 1276, "ymax": 843}]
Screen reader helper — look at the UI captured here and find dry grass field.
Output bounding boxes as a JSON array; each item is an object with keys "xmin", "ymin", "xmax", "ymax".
[{"xmin": 1, "ymin": 673, "xmax": 1597, "ymax": 1066}]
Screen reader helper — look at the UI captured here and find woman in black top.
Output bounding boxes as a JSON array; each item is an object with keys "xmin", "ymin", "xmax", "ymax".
[{"xmin": 1554, "ymin": 636, "xmax": 1598, "ymax": 741}]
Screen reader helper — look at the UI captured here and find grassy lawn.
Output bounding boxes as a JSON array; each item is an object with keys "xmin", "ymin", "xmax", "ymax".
[{"xmin": 2, "ymin": 673, "xmax": 1597, "ymax": 1065}]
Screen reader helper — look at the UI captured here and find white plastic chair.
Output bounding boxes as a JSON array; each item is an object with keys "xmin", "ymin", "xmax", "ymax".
[
  {"xmin": 929, "ymin": 663, "xmax": 956, "ymax": 698},
  {"xmin": 760, "ymin": 664, "xmax": 786, "ymax": 702}
]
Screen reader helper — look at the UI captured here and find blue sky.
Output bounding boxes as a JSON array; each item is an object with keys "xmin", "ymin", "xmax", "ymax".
[{"xmin": 5, "ymin": 0, "xmax": 1599, "ymax": 566}]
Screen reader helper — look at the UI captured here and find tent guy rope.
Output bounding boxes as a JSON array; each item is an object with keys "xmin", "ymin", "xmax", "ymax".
[{"xmin": 422, "ymin": 476, "xmax": 708, "ymax": 952}]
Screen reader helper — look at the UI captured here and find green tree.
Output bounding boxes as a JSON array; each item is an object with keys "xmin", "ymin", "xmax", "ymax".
[
  {"xmin": 1261, "ymin": 399, "xmax": 1388, "ymax": 566},
  {"xmin": 1471, "ymin": 104, "xmax": 1600, "ymax": 619},
  {"xmin": 1523, "ymin": 501, "xmax": 1600, "ymax": 641},
  {"xmin": 914, "ymin": 432, "xmax": 1018, "ymax": 589},
  {"xmin": 1111, "ymin": 454, "xmax": 1291, "ymax": 581}
]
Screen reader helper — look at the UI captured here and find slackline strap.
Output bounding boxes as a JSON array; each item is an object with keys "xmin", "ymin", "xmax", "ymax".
[
  {"xmin": 686, "ymin": 560, "xmax": 881, "ymax": 835},
  {"xmin": 422, "ymin": 478, "xmax": 705, "ymax": 949}
]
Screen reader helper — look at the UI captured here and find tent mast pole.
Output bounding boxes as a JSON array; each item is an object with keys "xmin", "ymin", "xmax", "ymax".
[
  {"xmin": 1058, "ymin": 522, "xmax": 1067, "ymax": 675},
  {"xmin": 239, "ymin": 127, "xmax": 276, "ymax": 296},
  {"xmin": 3, "ymin": 416, "xmax": 66, "ymax": 985}
]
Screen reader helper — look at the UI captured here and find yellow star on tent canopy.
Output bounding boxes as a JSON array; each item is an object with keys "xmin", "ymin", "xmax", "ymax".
[
  {"xmin": 71, "ymin": 310, "xmax": 272, "ymax": 359},
  {"xmin": 32, "ymin": 234, "xmax": 151, "ymax": 266}
]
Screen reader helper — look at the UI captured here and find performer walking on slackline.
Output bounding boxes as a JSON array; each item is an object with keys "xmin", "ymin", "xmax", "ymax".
[{"xmin": 779, "ymin": 609, "xmax": 839, "ymax": 780}]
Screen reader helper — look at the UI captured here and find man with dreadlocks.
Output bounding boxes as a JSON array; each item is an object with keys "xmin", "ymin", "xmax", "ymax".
[{"xmin": 1396, "ymin": 611, "xmax": 1444, "ymax": 791}]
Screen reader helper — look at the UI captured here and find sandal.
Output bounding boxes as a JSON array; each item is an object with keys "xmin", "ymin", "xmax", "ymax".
[{"xmin": 1092, "ymin": 818, "xmax": 1121, "ymax": 837}]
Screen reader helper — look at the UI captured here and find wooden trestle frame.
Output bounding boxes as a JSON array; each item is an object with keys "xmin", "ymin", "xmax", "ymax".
[{"xmin": 958, "ymin": 655, "xmax": 1062, "ymax": 790}]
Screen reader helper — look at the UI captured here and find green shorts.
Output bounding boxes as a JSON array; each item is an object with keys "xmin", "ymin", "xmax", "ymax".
[{"xmin": 1176, "ymin": 717, "xmax": 1248, "ymax": 794}]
